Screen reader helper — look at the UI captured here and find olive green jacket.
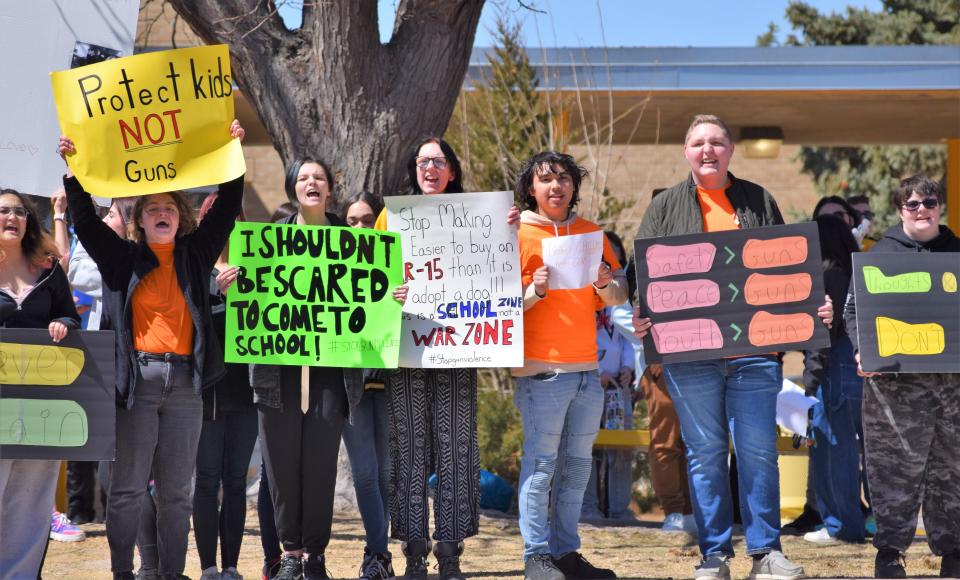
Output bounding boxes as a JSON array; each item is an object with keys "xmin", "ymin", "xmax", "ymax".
[{"xmin": 636, "ymin": 172, "xmax": 785, "ymax": 239}]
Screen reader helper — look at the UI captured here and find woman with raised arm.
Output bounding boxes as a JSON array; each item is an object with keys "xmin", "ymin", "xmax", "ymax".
[
  {"xmin": 0, "ymin": 188, "xmax": 80, "ymax": 578},
  {"xmin": 58, "ymin": 120, "xmax": 245, "ymax": 580}
]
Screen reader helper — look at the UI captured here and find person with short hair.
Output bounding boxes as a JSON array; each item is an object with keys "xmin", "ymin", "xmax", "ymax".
[
  {"xmin": 844, "ymin": 175, "xmax": 960, "ymax": 579},
  {"xmin": 633, "ymin": 114, "xmax": 833, "ymax": 580},
  {"xmin": 513, "ymin": 151, "xmax": 627, "ymax": 580}
]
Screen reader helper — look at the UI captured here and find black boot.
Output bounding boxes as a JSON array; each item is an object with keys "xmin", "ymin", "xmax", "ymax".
[
  {"xmin": 875, "ymin": 548, "xmax": 906, "ymax": 579},
  {"xmin": 304, "ymin": 553, "xmax": 329, "ymax": 580},
  {"xmin": 401, "ymin": 540, "xmax": 430, "ymax": 580},
  {"xmin": 434, "ymin": 541, "xmax": 465, "ymax": 580},
  {"xmin": 941, "ymin": 551, "xmax": 960, "ymax": 578}
]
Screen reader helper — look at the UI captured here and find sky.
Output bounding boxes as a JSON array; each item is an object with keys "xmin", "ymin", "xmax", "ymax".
[{"xmin": 279, "ymin": 0, "xmax": 884, "ymax": 47}]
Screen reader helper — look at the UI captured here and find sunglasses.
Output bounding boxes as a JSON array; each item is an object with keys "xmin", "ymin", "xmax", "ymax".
[
  {"xmin": 415, "ymin": 156, "xmax": 448, "ymax": 170},
  {"xmin": 901, "ymin": 198, "xmax": 940, "ymax": 212},
  {"xmin": 0, "ymin": 206, "xmax": 29, "ymax": 218}
]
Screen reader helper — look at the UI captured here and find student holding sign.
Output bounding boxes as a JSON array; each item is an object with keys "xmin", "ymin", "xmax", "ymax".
[
  {"xmin": 58, "ymin": 120, "xmax": 245, "ymax": 580},
  {"xmin": 512, "ymin": 151, "xmax": 627, "ymax": 580},
  {"xmin": 843, "ymin": 176, "xmax": 960, "ymax": 579},
  {"xmin": 632, "ymin": 115, "xmax": 833, "ymax": 580},
  {"xmin": 0, "ymin": 189, "xmax": 81, "ymax": 578},
  {"xmin": 248, "ymin": 157, "xmax": 365, "ymax": 580}
]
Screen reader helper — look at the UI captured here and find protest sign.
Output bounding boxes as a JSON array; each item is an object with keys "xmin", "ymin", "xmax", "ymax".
[
  {"xmin": 0, "ymin": 329, "xmax": 116, "ymax": 460},
  {"xmin": 852, "ymin": 252, "xmax": 960, "ymax": 373},
  {"xmin": 542, "ymin": 231, "xmax": 603, "ymax": 290},
  {"xmin": 50, "ymin": 45, "xmax": 245, "ymax": 198},
  {"xmin": 385, "ymin": 191, "xmax": 524, "ymax": 368},
  {"xmin": 634, "ymin": 222, "xmax": 830, "ymax": 364},
  {"xmin": 225, "ymin": 223, "xmax": 404, "ymax": 368},
  {"xmin": 0, "ymin": 0, "xmax": 138, "ymax": 198}
]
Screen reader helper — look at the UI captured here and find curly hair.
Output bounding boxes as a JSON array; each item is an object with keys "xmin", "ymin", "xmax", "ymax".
[
  {"xmin": 131, "ymin": 191, "xmax": 198, "ymax": 243},
  {"xmin": 0, "ymin": 189, "xmax": 59, "ymax": 267},
  {"xmin": 513, "ymin": 151, "xmax": 587, "ymax": 213}
]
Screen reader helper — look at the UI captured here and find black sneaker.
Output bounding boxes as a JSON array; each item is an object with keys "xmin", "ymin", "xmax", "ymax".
[
  {"xmin": 875, "ymin": 548, "xmax": 906, "ymax": 579},
  {"xmin": 524, "ymin": 554, "xmax": 564, "ymax": 580},
  {"xmin": 114, "ymin": 574, "xmax": 136, "ymax": 580},
  {"xmin": 274, "ymin": 554, "xmax": 304, "ymax": 580},
  {"xmin": 781, "ymin": 506, "xmax": 823, "ymax": 536},
  {"xmin": 553, "ymin": 552, "xmax": 616, "ymax": 579},
  {"xmin": 303, "ymin": 553, "xmax": 329, "ymax": 580},
  {"xmin": 359, "ymin": 549, "xmax": 395, "ymax": 580},
  {"xmin": 941, "ymin": 551, "xmax": 960, "ymax": 578},
  {"xmin": 263, "ymin": 557, "xmax": 282, "ymax": 580}
]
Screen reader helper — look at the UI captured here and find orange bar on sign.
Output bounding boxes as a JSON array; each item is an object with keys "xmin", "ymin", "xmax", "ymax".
[
  {"xmin": 744, "ymin": 272, "xmax": 813, "ymax": 306},
  {"xmin": 742, "ymin": 236, "xmax": 808, "ymax": 269},
  {"xmin": 748, "ymin": 311, "xmax": 815, "ymax": 347}
]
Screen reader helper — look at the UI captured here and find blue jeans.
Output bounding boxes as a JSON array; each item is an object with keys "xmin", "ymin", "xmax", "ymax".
[
  {"xmin": 515, "ymin": 371, "xmax": 603, "ymax": 559},
  {"xmin": 582, "ymin": 450, "xmax": 634, "ymax": 519},
  {"xmin": 342, "ymin": 389, "xmax": 391, "ymax": 553},
  {"xmin": 663, "ymin": 355, "xmax": 782, "ymax": 557},
  {"xmin": 809, "ymin": 336, "xmax": 865, "ymax": 542}
]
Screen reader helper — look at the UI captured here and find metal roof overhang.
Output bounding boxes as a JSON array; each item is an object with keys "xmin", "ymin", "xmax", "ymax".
[{"xmin": 462, "ymin": 46, "xmax": 960, "ymax": 145}]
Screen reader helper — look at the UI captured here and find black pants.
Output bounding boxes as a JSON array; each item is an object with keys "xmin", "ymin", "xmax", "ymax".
[
  {"xmin": 66, "ymin": 461, "xmax": 98, "ymax": 521},
  {"xmin": 258, "ymin": 459, "xmax": 282, "ymax": 563},
  {"xmin": 258, "ymin": 366, "xmax": 346, "ymax": 554},
  {"xmin": 193, "ymin": 411, "xmax": 259, "ymax": 569}
]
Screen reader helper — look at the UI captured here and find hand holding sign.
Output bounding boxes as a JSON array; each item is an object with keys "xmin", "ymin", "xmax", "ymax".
[{"xmin": 541, "ymin": 231, "xmax": 604, "ymax": 290}]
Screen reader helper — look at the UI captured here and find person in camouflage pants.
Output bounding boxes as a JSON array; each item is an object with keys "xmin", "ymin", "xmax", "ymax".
[{"xmin": 862, "ymin": 374, "xmax": 960, "ymax": 556}]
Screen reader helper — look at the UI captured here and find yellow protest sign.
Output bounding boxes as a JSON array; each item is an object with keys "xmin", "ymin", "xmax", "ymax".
[{"xmin": 50, "ymin": 45, "xmax": 245, "ymax": 198}]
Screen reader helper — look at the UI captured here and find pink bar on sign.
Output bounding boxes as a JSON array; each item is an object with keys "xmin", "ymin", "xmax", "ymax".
[
  {"xmin": 646, "ymin": 279, "xmax": 720, "ymax": 313},
  {"xmin": 646, "ymin": 243, "xmax": 717, "ymax": 279},
  {"xmin": 651, "ymin": 319, "xmax": 724, "ymax": 354}
]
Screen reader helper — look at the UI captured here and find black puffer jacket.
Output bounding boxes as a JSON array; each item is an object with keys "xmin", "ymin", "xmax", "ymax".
[
  {"xmin": 64, "ymin": 174, "xmax": 244, "ymax": 408},
  {"xmin": 843, "ymin": 223, "xmax": 960, "ymax": 354},
  {"xmin": 1, "ymin": 264, "xmax": 80, "ymax": 330}
]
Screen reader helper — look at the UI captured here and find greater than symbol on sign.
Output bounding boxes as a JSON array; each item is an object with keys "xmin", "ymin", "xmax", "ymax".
[
  {"xmin": 730, "ymin": 323, "xmax": 742, "ymax": 341},
  {"xmin": 728, "ymin": 283, "xmax": 739, "ymax": 302},
  {"xmin": 724, "ymin": 246, "xmax": 736, "ymax": 265}
]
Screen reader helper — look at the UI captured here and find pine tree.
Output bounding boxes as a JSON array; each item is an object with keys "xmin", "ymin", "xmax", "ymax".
[{"xmin": 759, "ymin": 0, "xmax": 959, "ymax": 230}]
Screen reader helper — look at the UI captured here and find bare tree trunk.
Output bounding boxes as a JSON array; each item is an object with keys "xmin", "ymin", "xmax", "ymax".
[{"xmin": 165, "ymin": 0, "xmax": 485, "ymax": 198}]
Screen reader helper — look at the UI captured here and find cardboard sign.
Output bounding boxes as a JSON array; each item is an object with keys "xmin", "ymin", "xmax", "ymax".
[
  {"xmin": 51, "ymin": 45, "xmax": 245, "ymax": 197},
  {"xmin": 634, "ymin": 223, "xmax": 830, "ymax": 363},
  {"xmin": 852, "ymin": 252, "xmax": 960, "ymax": 373},
  {"xmin": 385, "ymin": 191, "xmax": 524, "ymax": 368},
  {"xmin": 0, "ymin": 329, "xmax": 116, "ymax": 460},
  {"xmin": 225, "ymin": 223, "xmax": 404, "ymax": 368},
  {"xmin": 0, "ymin": 0, "xmax": 138, "ymax": 198},
  {"xmin": 542, "ymin": 231, "xmax": 603, "ymax": 289}
]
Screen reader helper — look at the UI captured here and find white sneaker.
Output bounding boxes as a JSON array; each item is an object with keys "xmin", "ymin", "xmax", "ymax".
[
  {"xmin": 662, "ymin": 512, "xmax": 687, "ymax": 532},
  {"xmin": 695, "ymin": 555, "xmax": 732, "ymax": 580},
  {"xmin": 803, "ymin": 527, "xmax": 839, "ymax": 545},
  {"xmin": 682, "ymin": 513, "xmax": 699, "ymax": 535},
  {"xmin": 748, "ymin": 550, "xmax": 804, "ymax": 580},
  {"xmin": 199, "ymin": 566, "xmax": 220, "ymax": 580}
]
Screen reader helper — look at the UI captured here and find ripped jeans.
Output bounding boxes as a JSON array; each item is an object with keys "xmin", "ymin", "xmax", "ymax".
[{"xmin": 515, "ymin": 371, "xmax": 603, "ymax": 560}]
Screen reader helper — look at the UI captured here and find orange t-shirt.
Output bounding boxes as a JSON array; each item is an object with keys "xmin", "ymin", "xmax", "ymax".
[
  {"xmin": 131, "ymin": 243, "xmax": 194, "ymax": 355},
  {"xmin": 697, "ymin": 184, "xmax": 739, "ymax": 232},
  {"xmin": 519, "ymin": 218, "xmax": 622, "ymax": 365}
]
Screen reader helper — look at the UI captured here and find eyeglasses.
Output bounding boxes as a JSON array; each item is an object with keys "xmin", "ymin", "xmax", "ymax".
[
  {"xmin": 415, "ymin": 157, "xmax": 448, "ymax": 170},
  {"xmin": 901, "ymin": 198, "xmax": 940, "ymax": 212},
  {"xmin": 144, "ymin": 205, "xmax": 179, "ymax": 216},
  {"xmin": 0, "ymin": 206, "xmax": 29, "ymax": 218},
  {"xmin": 861, "ymin": 210, "xmax": 875, "ymax": 221}
]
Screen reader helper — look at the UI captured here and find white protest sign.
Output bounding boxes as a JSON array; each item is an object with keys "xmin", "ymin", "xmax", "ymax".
[
  {"xmin": 385, "ymin": 191, "xmax": 524, "ymax": 368},
  {"xmin": 0, "ymin": 0, "xmax": 138, "ymax": 198},
  {"xmin": 542, "ymin": 230, "xmax": 603, "ymax": 290}
]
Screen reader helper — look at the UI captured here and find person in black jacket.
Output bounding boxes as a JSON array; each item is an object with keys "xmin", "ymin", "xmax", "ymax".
[
  {"xmin": 246, "ymin": 157, "xmax": 364, "ymax": 580},
  {"xmin": 0, "ymin": 188, "xmax": 81, "ymax": 578},
  {"xmin": 800, "ymin": 215, "xmax": 866, "ymax": 546},
  {"xmin": 843, "ymin": 175, "xmax": 960, "ymax": 579},
  {"xmin": 58, "ymin": 121, "xmax": 245, "ymax": 580}
]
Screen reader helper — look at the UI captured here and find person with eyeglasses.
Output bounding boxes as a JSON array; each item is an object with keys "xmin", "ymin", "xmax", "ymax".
[
  {"xmin": 845, "ymin": 195, "xmax": 876, "ymax": 249},
  {"xmin": 373, "ymin": 136, "xmax": 518, "ymax": 580},
  {"xmin": 58, "ymin": 120, "xmax": 246, "ymax": 580},
  {"xmin": 1, "ymin": 188, "xmax": 81, "ymax": 579},
  {"xmin": 843, "ymin": 175, "xmax": 960, "ymax": 579}
]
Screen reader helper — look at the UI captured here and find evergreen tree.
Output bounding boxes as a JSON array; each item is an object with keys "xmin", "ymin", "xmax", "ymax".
[
  {"xmin": 758, "ymin": 0, "xmax": 959, "ymax": 230},
  {"xmin": 447, "ymin": 15, "xmax": 554, "ymax": 194}
]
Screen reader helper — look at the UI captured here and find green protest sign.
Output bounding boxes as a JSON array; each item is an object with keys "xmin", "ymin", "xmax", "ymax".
[{"xmin": 225, "ymin": 223, "xmax": 403, "ymax": 368}]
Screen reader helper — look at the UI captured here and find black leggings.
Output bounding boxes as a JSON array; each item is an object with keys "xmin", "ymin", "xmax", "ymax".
[{"xmin": 258, "ymin": 367, "xmax": 346, "ymax": 553}]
